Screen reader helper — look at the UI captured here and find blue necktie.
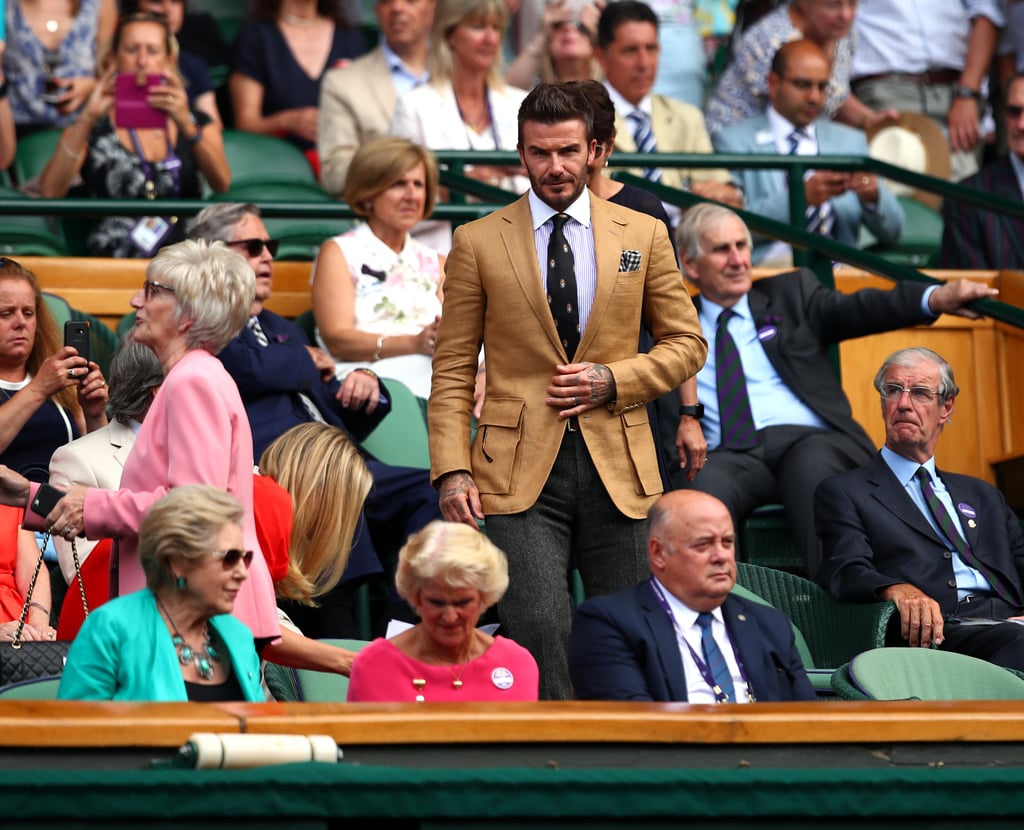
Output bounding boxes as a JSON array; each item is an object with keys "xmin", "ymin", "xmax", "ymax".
[
  {"xmin": 787, "ymin": 129, "xmax": 832, "ymax": 237},
  {"xmin": 696, "ymin": 612, "xmax": 735, "ymax": 702},
  {"xmin": 915, "ymin": 467, "xmax": 1011, "ymax": 604},
  {"xmin": 715, "ymin": 309, "xmax": 758, "ymax": 449},
  {"xmin": 627, "ymin": 109, "xmax": 662, "ymax": 183}
]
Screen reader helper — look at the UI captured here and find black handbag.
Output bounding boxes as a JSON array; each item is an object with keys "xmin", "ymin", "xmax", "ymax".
[{"xmin": 0, "ymin": 533, "xmax": 88, "ymax": 688}]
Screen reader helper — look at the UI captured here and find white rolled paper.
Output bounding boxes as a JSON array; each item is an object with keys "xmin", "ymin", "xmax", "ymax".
[{"xmin": 186, "ymin": 733, "xmax": 341, "ymax": 769}]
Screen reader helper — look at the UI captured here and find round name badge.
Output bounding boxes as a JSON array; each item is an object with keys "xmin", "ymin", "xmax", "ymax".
[{"xmin": 491, "ymin": 667, "xmax": 514, "ymax": 690}]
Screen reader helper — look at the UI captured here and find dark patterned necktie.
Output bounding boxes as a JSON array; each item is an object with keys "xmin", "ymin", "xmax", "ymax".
[
  {"xmin": 787, "ymin": 129, "xmax": 832, "ymax": 237},
  {"xmin": 547, "ymin": 213, "xmax": 580, "ymax": 358},
  {"xmin": 696, "ymin": 612, "xmax": 735, "ymax": 702},
  {"xmin": 715, "ymin": 309, "xmax": 758, "ymax": 449},
  {"xmin": 247, "ymin": 316, "xmax": 269, "ymax": 346},
  {"xmin": 915, "ymin": 467, "xmax": 1010, "ymax": 603}
]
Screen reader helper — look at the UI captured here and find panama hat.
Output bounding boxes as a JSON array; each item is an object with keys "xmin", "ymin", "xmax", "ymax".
[{"xmin": 866, "ymin": 111, "xmax": 951, "ymax": 210}]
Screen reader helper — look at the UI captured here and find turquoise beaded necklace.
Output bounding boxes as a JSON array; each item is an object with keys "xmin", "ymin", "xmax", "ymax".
[{"xmin": 156, "ymin": 596, "xmax": 221, "ymax": 681}]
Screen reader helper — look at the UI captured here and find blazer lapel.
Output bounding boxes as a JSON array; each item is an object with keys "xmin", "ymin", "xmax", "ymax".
[
  {"xmin": 576, "ymin": 196, "xmax": 626, "ymax": 360},
  {"xmin": 110, "ymin": 420, "xmax": 136, "ymax": 468},
  {"xmin": 365, "ymin": 49, "xmax": 397, "ymax": 126},
  {"xmin": 721, "ymin": 596, "xmax": 766, "ymax": 700},
  {"xmin": 640, "ymin": 582, "xmax": 689, "ymax": 700},
  {"xmin": 498, "ymin": 198, "xmax": 566, "ymax": 357},
  {"xmin": 867, "ymin": 454, "xmax": 940, "ymax": 542}
]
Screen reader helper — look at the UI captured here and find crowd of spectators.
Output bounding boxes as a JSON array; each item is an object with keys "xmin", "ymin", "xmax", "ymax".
[{"xmin": 2, "ymin": 0, "xmax": 1024, "ymax": 706}]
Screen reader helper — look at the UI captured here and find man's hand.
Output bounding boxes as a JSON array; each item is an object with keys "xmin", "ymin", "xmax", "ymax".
[
  {"xmin": 0, "ymin": 465, "xmax": 30, "ymax": 508},
  {"xmin": 336, "ymin": 370, "xmax": 380, "ymax": 413},
  {"xmin": 546, "ymin": 363, "xmax": 616, "ymax": 418},
  {"xmin": 804, "ymin": 171, "xmax": 850, "ymax": 206},
  {"xmin": 676, "ymin": 416, "xmax": 708, "ymax": 481},
  {"xmin": 305, "ymin": 345, "xmax": 337, "ymax": 383},
  {"xmin": 849, "ymin": 172, "xmax": 879, "ymax": 205},
  {"xmin": 691, "ymin": 180, "xmax": 744, "ymax": 208},
  {"xmin": 438, "ymin": 470, "xmax": 484, "ymax": 527},
  {"xmin": 947, "ymin": 96, "xmax": 981, "ymax": 153},
  {"xmin": 881, "ymin": 583, "xmax": 945, "ymax": 648},
  {"xmin": 927, "ymin": 278, "xmax": 999, "ymax": 320}
]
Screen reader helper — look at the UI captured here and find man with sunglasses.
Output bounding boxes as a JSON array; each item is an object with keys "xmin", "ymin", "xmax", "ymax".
[
  {"xmin": 192, "ymin": 203, "xmax": 444, "ymax": 638},
  {"xmin": 816, "ymin": 348, "xmax": 1024, "ymax": 671},
  {"xmin": 939, "ymin": 72, "xmax": 1024, "ymax": 270},
  {"xmin": 712, "ymin": 39, "xmax": 903, "ymax": 267}
]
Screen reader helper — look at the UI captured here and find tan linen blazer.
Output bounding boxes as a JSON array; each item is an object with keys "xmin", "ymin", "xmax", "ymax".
[{"xmin": 428, "ymin": 193, "xmax": 707, "ymax": 519}]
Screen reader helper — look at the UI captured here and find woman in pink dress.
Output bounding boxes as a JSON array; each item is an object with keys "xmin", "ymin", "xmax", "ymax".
[
  {"xmin": 347, "ymin": 521, "xmax": 538, "ymax": 702},
  {"xmin": 0, "ymin": 240, "xmax": 281, "ymax": 648}
]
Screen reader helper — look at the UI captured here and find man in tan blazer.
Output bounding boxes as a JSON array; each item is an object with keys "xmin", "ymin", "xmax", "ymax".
[
  {"xmin": 318, "ymin": 0, "xmax": 435, "ymax": 195},
  {"xmin": 596, "ymin": 0, "xmax": 739, "ymax": 207},
  {"xmin": 429, "ymin": 82, "xmax": 707, "ymax": 699}
]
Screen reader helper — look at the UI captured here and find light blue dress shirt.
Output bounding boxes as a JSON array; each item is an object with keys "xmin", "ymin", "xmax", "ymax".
[{"xmin": 880, "ymin": 445, "xmax": 991, "ymax": 599}]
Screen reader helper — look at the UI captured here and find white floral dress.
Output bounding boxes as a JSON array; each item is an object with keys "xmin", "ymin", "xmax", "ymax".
[{"xmin": 314, "ymin": 223, "xmax": 442, "ymax": 399}]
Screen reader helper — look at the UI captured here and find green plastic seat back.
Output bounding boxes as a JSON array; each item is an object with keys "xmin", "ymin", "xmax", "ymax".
[
  {"xmin": 848, "ymin": 647, "xmax": 1024, "ymax": 700},
  {"xmin": 0, "ymin": 676, "xmax": 62, "ymax": 699},
  {"xmin": 266, "ymin": 638, "xmax": 372, "ymax": 703},
  {"xmin": 360, "ymin": 378, "xmax": 430, "ymax": 469},
  {"xmin": 730, "ymin": 582, "xmax": 816, "ymax": 671},
  {"xmin": 221, "ymin": 130, "xmax": 318, "ymax": 187}
]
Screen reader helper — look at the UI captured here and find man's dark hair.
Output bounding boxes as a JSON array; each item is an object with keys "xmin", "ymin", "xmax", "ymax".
[
  {"xmin": 567, "ymin": 79, "xmax": 616, "ymax": 147},
  {"xmin": 596, "ymin": 0, "xmax": 658, "ymax": 49},
  {"xmin": 517, "ymin": 82, "xmax": 595, "ymax": 146}
]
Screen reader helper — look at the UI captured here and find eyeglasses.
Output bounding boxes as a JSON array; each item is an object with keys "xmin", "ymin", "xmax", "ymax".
[
  {"xmin": 781, "ymin": 76, "xmax": 829, "ymax": 93},
  {"xmin": 210, "ymin": 549, "xmax": 254, "ymax": 569},
  {"xmin": 143, "ymin": 279, "xmax": 176, "ymax": 300},
  {"xmin": 228, "ymin": 238, "xmax": 280, "ymax": 258},
  {"xmin": 879, "ymin": 383, "xmax": 943, "ymax": 404}
]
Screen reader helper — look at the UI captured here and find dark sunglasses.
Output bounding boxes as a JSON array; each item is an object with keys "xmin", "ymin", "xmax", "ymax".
[
  {"xmin": 228, "ymin": 238, "xmax": 280, "ymax": 258},
  {"xmin": 210, "ymin": 548, "xmax": 254, "ymax": 569}
]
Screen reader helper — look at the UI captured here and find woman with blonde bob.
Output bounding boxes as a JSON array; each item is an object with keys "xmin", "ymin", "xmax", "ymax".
[
  {"xmin": 311, "ymin": 137, "xmax": 445, "ymax": 400},
  {"xmin": 58, "ymin": 485, "xmax": 263, "ymax": 701},
  {"xmin": 258, "ymin": 422, "xmax": 372, "ymax": 605},
  {"xmin": 347, "ymin": 521, "xmax": 539, "ymax": 702}
]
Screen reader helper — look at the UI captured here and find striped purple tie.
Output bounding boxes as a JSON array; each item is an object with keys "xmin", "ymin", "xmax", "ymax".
[
  {"xmin": 715, "ymin": 309, "xmax": 758, "ymax": 449},
  {"xmin": 915, "ymin": 467, "xmax": 1011, "ymax": 604}
]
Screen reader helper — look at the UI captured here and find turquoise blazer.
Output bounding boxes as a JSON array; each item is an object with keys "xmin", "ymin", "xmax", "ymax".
[{"xmin": 58, "ymin": 589, "xmax": 264, "ymax": 701}]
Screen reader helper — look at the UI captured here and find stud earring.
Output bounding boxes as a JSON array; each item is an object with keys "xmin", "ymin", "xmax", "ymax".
[{"xmin": 176, "ymin": 575, "xmax": 187, "ymax": 590}]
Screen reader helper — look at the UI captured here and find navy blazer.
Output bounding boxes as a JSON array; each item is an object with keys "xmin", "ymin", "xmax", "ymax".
[
  {"xmin": 696, "ymin": 269, "xmax": 932, "ymax": 456},
  {"xmin": 939, "ymin": 156, "xmax": 1024, "ymax": 270},
  {"xmin": 217, "ymin": 309, "xmax": 390, "ymax": 460},
  {"xmin": 816, "ymin": 452, "xmax": 1024, "ymax": 616},
  {"xmin": 568, "ymin": 583, "xmax": 816, "ymax": 702}
]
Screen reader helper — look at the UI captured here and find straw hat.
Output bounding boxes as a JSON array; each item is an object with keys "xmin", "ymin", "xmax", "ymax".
[{"xmin": 866, "ymin": 111, "xmax": 951, "ymax": 210}]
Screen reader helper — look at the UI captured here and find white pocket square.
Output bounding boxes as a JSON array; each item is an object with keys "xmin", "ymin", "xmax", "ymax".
[{"xmin": 619, "ymin": 250, "xmax": 642, "ymax": 271}]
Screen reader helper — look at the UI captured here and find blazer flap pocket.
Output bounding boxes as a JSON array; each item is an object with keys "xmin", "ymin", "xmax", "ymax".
[
  {"xmin": 622, "ymin": 407, "xmax": 650, "ymax": 428},
  {"xmin": 480, "ymin": 398, "xmax": 525, "ymax": 428}
]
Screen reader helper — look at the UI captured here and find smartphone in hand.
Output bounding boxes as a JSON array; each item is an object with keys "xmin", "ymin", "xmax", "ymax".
[
  {"xmin": 115, "ymin": 72, "xmax": 167, "ymax": 129},
  {"xmin": 30, "ymin": 484, "xmax": 66, "ymax": 519},
  {"xmin": 64, "ymin": 320, "xmax": 91, "ymax": 366}
]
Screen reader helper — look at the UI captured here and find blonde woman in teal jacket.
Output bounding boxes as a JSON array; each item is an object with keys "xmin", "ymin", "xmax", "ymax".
[{"xmin": 59, "ymin": 485, "xmax": 264, "ymax": 702}]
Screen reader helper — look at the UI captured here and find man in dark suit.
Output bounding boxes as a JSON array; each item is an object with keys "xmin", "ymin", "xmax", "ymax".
[
  {"xmin": 816, "ymin": 347, "xmax": 1024, "ymax": 671},
  {"xmin": 568, "ymin": 489, "xmax": 816, "ymax": 702},
  {"xmin": 939, "ymin": 72, "xmax": 1024, "ymax": 270},
  {"xmin": 660, "ymin": 203, "xmax": 995, "ymax": 577},
  {"xmin": 191, "ymin": 203, "xmax": 443, "ymax": 637}
]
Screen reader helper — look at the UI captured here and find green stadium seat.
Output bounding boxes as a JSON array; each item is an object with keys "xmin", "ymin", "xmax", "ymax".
[
  {"xmin": 0, "ymin": 186, "xmax": 69, "ymax": 257},
  {"xmin": 360, "ymin": 378, "xmax": 430, "ymax": 469},
  {"xmin": 221, "ymin": 130, "xmax": 318, "ymax": 188},
  {"xmin": 263, "ymin": 638, "xmax": 371, "ymax": 702}
]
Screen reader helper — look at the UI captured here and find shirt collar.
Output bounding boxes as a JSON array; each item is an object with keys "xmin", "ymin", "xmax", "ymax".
[
  {"xmin": 768, "ymin": 106, "xmax": 817, "ymax": 145},
  {"xmin": 651, "ymin": 576, "xmax": 726, "ymax": 630},
  {"xmin": 881, "ymin": 445, "xmax": 936, "ymax": 487},
  {"xmin": 528, "ymin": 187, "xmax": 593, "ymax": 231},
  {"xmin": 381, "ymin": 40, "xmax": 429, "ymax": 84},
  {"xmin": 699, "ymin": 293, "xmax": 752, "ymax": 329},
  {"xmin": 604, "ymin": 81, "xmax": 652, "ymax": 119}
]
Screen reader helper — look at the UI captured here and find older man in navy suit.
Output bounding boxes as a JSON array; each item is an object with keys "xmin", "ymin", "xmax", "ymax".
[
  {"xmin": 712, "ymin": 39, "xmax": 903, "ymax": 266},
  {"xmin": 816, "ymin": 347, "xmax": 1024, "ymax": 671},
  {"xmin": 568, "ymin": 489, "xmax": 815, "ymax": 702}
]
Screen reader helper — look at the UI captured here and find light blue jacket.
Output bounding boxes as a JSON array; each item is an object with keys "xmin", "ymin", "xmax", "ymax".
[
  {"xmin": 58, "ymin": 589, "xmax": 264, "ymax": 701},
  {"xmin": 712, "ymin": 113, "xmax": 904, "ymax": 262}
]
